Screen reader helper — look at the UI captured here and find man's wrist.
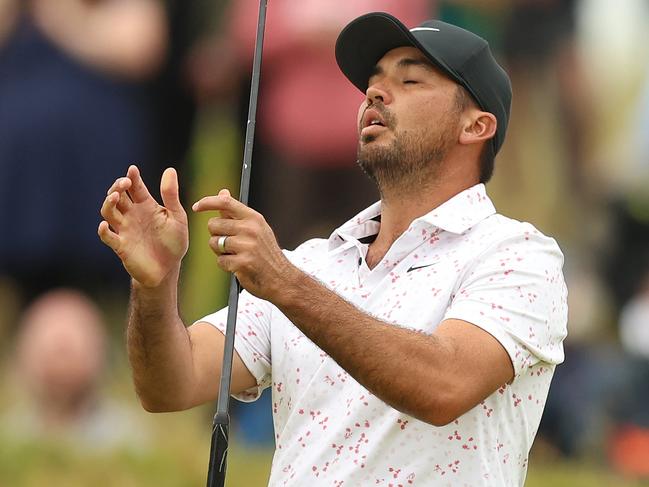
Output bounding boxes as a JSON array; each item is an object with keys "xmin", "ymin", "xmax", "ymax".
[
  {"xmin": 270, "ymin": 263, "xmax": 313, "ymax": 310},
  {"xmin": 131, "ymin": 264, "xmax": 181, "ymax": 299}
]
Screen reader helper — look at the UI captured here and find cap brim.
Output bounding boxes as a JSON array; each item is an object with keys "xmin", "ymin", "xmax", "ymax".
[{"xmin": 335, "ymin": 12, "xmax": 463, "ymax": 94}]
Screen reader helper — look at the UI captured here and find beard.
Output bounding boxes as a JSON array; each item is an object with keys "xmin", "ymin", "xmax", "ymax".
[{"xmin": 357, "ymin": 108, "xmax": 459, "ymax": 194}]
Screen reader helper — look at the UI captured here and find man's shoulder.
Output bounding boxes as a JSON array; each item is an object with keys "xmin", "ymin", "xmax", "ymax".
[
  {"xmin": 462, "ymin": 212, "xmax": 565, "ymax": 278},
  {"xmin": 473, "ymin": 212, "xmax": 562, "ymax": 250}
]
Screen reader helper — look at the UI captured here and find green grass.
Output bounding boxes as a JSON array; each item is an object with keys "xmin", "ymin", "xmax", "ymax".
[
  {"xmin": 1, "ymin": 415, "xmax": 646, "ymax": 487},
  {"xmin": 0, "ymin": 442, "xmax": 271, "ymax": 487},
  {"xmin": 0, "ymin": 362, "xmax": 644, "ymax": 487},
  {"xmin": 527, "ymin": 462, "xmax": 649, "ymax": 487},
  {"xmin": 0, "ymin": 401, "xmax": 272, "ymax": 487}
]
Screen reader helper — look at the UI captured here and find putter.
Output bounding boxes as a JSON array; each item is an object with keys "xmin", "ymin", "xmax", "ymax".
[{"xmin": 206, "ymin": 1, "xmax": 268, "ymax": 486}]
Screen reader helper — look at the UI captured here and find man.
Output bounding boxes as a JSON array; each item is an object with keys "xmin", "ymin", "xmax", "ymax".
[
  {"xmin": 99, "ymin": 12, "xmax": 567, "ymax": 486},
  {"xmin": 5, "ymin": 289, "xmax": 146, "ymax": 450}
]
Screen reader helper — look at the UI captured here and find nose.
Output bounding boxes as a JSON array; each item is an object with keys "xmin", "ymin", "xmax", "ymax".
[{"xmin": 365, "ymin": 81, "xmax": 392, "ymax": 106}]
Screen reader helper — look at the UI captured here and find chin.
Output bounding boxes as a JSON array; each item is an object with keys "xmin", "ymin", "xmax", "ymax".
[{"xmin": 357, "ymin": 144, "xmax": 377, "ymax": 164}]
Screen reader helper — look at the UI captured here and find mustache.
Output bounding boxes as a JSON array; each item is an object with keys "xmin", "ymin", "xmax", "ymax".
[{"xmin": 360, "ymin": 102, "xmax": 396, "ymax": 130}]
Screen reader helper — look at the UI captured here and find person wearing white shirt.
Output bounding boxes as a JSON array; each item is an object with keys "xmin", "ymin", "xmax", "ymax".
[{"xmin": 99, "ymin": 12, "xmax": 567, "ymax": 486}]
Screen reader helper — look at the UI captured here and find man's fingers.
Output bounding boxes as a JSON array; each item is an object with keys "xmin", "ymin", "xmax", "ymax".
[
  {"xmin": 216, "ymin": 254, "xmax": 238, "ymax": 273},
  {"xmin": 160, "ymin": 168, "xmax": 184, "ymax": 214},
  {"xmin": 207, "ymin": 217, "xmax": 244, "ymax": 237},
  {"xmin": 98, "ymin": 220, "xmax": 121, "ymax": 251},
  {"xmin": 105, "ymin": 176, "xmax": 132, "ymax": 213},
  {"xmin": 208, "ymin": 234, "xmax": 240, "ymax": 255},
  {"xmin": 116, "ymin": 188, "xmax": 133, "ymax": 213},
  {"xmin": 126, "ymin": 165, "xmax": 154, "ymax": 204},
  {"xmin": 106, "ymin": 176, "xmax": 132, "ymax": 196},
  {"xmin": 192, "ymin": 192, "xmax": 253, "ymax": 219},
  {"xmin": 100, "ymin": 192, "xmax": 124, "ymax": 228}
]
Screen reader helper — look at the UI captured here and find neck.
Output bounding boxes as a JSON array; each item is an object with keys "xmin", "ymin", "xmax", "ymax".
[{"xmin": 365, "ymin": 159, "xmax": 478, "ymax": 269}]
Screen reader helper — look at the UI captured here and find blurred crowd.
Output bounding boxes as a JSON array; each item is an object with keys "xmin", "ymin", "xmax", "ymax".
[{"xmin": 1, "ymin": 0, "xmax": 649, "ymax": 481}]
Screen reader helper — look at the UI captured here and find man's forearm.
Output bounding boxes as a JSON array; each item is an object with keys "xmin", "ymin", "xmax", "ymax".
[
  {"xmin": 273, "ymin": 269, "xmax": 458, "ymax": 426},
  {"xmin": 127, "ymin": 267, "xmax": 195, "ymax": 412}
]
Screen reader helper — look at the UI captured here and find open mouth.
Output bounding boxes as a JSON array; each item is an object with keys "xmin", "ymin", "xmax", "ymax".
[
  {"xmin": 361, "ymin": 107, "xmax": 387, "ymax": 134},
  {"xmin": 362, "ymin": 108, "xmax": 385, "ymax": 128}
]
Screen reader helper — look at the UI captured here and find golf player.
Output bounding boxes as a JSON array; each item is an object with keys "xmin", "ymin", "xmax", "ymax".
[{"xmin": 99, "ymin": 13, "xmax": 567, "ymax": 486}]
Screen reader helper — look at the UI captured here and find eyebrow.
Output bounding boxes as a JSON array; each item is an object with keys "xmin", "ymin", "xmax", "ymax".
[{"xmin": 369, "ymin": 56, "xmax": 436, "ymax": 79}]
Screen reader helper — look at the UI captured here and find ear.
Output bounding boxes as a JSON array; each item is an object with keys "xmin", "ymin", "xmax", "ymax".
[{"xmin": 458, "ymin": 111, "xmax": 497, "ymax": 147}]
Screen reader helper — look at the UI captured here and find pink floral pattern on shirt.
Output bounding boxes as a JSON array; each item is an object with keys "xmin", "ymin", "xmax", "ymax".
[{"xmin": 200, "ymin": 184, "xmax": 568, "ymax": 486}]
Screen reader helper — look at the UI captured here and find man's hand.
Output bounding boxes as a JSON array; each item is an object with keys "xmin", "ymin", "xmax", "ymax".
[
  {"xmin": 192, "ymin": 189, "xmax": 296, "ymax": 300},
  {"xmin": 98, "ymin": 165, "xmax": 189, "ymax": 288}
]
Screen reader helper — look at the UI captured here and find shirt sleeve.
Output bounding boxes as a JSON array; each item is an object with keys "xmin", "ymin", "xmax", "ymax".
[
  {"xmin": 443, "ymin": 227, "xmax": 568, "ymax": 379},
  {"xmin": 196, "ymin": 290, "xmax": 273, "ymax": 402}
]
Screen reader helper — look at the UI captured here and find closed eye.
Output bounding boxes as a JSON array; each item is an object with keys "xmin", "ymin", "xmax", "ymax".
[{"xmin": 403, "ymin": 80, "xmax": 419, "ymax": 85}]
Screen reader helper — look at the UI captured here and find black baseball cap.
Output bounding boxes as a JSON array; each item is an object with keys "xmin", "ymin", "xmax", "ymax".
[{"xmin": 335, "ymin": 12, "xmax": 512, "ymax": 157}]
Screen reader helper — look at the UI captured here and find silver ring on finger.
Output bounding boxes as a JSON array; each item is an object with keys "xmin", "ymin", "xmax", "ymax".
[{"xmin": 217, "ymin": 235, "xmax": 229, "ymax": 255}]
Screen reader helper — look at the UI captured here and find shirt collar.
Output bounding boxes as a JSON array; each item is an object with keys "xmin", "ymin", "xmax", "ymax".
[
  {"xmin": 328, "ymin": 201, "xmax": 382, "ymax": 251},
  {"xmin": 328, "ymin": 184, "xmax": 496, "ymax": 250},
  {"xmin": 420, "ymin": 183, "xmax": 496, "ymax": 234}
]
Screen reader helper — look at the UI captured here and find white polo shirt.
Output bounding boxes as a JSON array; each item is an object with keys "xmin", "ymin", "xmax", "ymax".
[{"xmin": 200, "ymin": 183, "xmax": 568, "ymax": 486}]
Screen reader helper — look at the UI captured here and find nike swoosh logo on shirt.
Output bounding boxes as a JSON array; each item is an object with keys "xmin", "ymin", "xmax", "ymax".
[{"xmin": 406, "ymin": 263, "xmax": 436, "ymax": 273}]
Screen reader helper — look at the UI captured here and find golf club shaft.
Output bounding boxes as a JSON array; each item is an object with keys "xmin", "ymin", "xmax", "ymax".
[{"xmin": 206, "ymin": 1, "xmax": 268, "ymax": 486}]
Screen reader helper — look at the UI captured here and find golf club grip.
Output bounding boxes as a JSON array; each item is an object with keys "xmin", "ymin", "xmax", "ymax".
[
  {"xmin": 208, "ymin": 276, "xmax": 239, "ymax": 487},
  {"xmin": 207, "ymin": 419, "xmax": 229, "ymax": 487}
]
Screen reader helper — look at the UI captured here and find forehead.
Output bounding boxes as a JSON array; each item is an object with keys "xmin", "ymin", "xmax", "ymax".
[
  {"xmin": 376, "ymin": 46, "xmax": 434, "ymax": 70},
  {"xmin": 370, "ymin": 46, "xmax": 451, "ymax": 83}
]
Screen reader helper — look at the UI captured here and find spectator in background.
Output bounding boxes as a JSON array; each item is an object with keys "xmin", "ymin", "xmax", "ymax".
[
  {"xmin": 0, "ymin": 0, "xmax": 167, "ymax": 337},
  {"xmin": 606, "ymin": 63, "xmax": 649, "ymax": 476},
  {"xmin": 485, "ymin": 0, "xmax": 594, "ymax": 246},
  {"xmin": 188, "ymin": 0, "xmax": 434, "ymax": 250},
  {"xmin": 606, "ymin": 271, "xmax": 649, "ymax": 479},
  {"xmin": 502, "ymin": 0, "xmax": 591, "ymax": 194},
  {"xmin": 2, "ymin": 289, "xmax": 146, "ymax": 450},
  {"xmin": 603, "ymin": 53, "xmax": 649, "ymax": 315}
]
